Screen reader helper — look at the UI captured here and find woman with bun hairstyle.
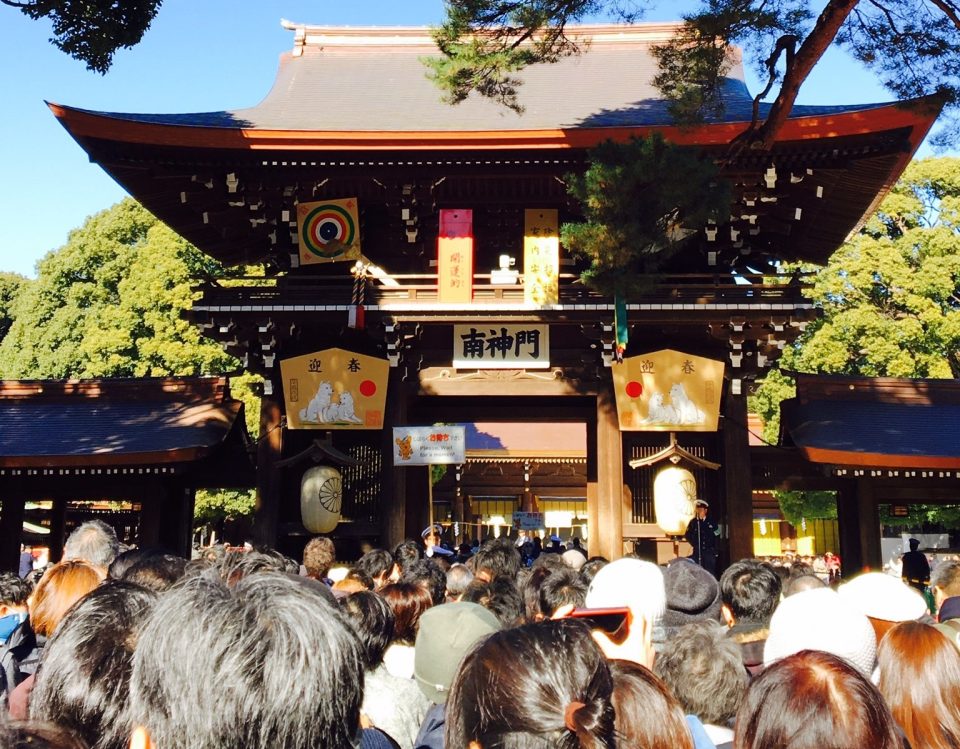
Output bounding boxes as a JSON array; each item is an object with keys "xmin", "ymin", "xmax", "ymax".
[{"xmin": 445, "ymin": 619, "xmax": 616, "ymax": 748}]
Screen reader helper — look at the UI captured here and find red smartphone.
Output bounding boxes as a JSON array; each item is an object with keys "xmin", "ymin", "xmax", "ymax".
[{"xmin": 566, "ymin": 606, "xmax": 629, "ymax": 636}]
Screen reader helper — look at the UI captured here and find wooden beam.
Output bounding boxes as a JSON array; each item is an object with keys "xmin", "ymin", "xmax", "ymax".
[
  {"xmin": 382, "ymin": 372, "xmax": 409, "ymax": 549},
  {"xmin": 0, "ymin": 485, "xmax": 25, "ymax": 573}
]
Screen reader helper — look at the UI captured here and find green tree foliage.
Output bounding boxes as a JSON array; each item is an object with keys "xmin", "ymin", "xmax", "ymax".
[
  {"xmin": 429, "ymin": 0, "xmax": 960, "ymax": 147},
  {"xmin": 751, "ymin": 157, "xmax": 960, "ymax": 519},
  {"xmin": 0, "ymin": 272, "xmax": 27, "ymax": 344},
  {"xmin": 2, "ymin": 0, "xmax": 162, "ymax": 73},
  {"xmin": 560, "ymin": 134, "xmax": 730, "ymax": 295},
  {"xmin": 0, "ymin": 199, "xmax": 236, "ymax": 379},
  {"xmin": 0, "ymin": 199, "xmax": 261, "ymax": 529},
  {"xmin": 777, "ymin": 490, "xmax": 837, "ymax": 525},
  {"xmin": 193, "ymin": 488, "xmax": 256, "ymax": 531}
]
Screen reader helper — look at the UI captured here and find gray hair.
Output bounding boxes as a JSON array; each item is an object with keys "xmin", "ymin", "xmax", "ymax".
[
  {"xmin": 654, "ymin": 620, "xmax": 747, "ymax": 725},
  {"xmin": 63, "ymin": 520, "xmax": 119, "ymax": 569},
  {"xmin": 446, "ymin": 563, "xmax": 474, "ymax": 600},
  {"xmin": 129, "ymin": 571, "xmax": 364, "ymax": 749},
  {"xmin": 932, "ymin": 560, "xmax": 960, "ymax": 597}
]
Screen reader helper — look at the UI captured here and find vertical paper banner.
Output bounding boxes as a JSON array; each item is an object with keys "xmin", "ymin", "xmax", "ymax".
[
  {"xmin": 296, "ymin": 198, "xmax": 362, "ymax": 265},
  {"xmin": 438, "ymin": 209, "xmax": 473, "ymax": 303},
  {"xmin": 524, "ymin": 209, "xmax": 559, "ymax": 305}
]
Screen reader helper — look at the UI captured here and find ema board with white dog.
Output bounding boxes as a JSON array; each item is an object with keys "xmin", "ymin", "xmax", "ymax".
[{"xmin": 611, "ymin": 349, "xmax": 725, "ymax": 432}]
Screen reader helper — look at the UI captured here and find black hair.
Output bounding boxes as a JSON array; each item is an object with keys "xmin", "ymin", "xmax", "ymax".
[
  {"xmin": 339, "ymin": 590, "xmax": 395, "ymax": 669},
  {"xmin": 472, "ymin": 539, "xmax": 522, "ymax": 581},
  {"xmin": 400, "ymin": 558, "xmax": 447, "ymax": 606},
  {"xmin": 719, "ymin": 559, "xmax": 782, "ymax": 625},
  {"xmin": 579, "ymin": 558, "xmax": 609, "ymax": 587},
  {"xmin": 539, "ymin": 567, "xmax": 588, "ymax": 619},
  {"xmin": 0, "ymin": 572, "xmax": 32, "ymax": 606},
  {"xmin": 393, "ymin": 540, "xmax": 422, "ymax": 573},
  {"xmin": 32, "ymin": 581, "xmax": 159, "ymax": 749},
  {"xmin": 121, "ymin": 554, "xmax": 187, "ymax": 593},
  {"xmin": 446, "ymin": 619, "xmax": 616, "ymax": 748},
  {"xmin": 355, "ymin": 548, "xmax": 395, "ymax": 585}
]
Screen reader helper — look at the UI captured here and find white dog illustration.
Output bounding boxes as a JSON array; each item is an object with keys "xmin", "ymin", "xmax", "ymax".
[
  {"xmin": 300, "ymin": 381, "xmax": 335, "ymax": 423},
  {"xmin": 643, "ymin": 391, "xmax": 679, "ymax": 425},
  {"xmin": 670, "ymin": 382, "xmax": 705, "ymax": 425},
  {"xmin": 333, "ymin": 390, "xmax": 363, "ymax": 424}
]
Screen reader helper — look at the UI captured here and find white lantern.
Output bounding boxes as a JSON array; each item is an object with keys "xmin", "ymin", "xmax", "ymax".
[
  {"xmin": 300, "ymin": 465, "xmax": 343, "ymax": 534},
  {"xmin": 654, "ymin": 465, "xmax": 697, "ymax": 536}
]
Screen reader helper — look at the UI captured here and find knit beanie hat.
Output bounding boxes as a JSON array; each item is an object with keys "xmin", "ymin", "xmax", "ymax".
[
  {"xmin": 763, "ymin": 587, "xmax": 876, "ymax": 677},
  {"xmin": 585, "ymin": 558, "xmax": 666, "ymax": 624},
  {"xmin": 662, "ymin": 557, "xmax": 721, "ymax": 629},
  {"xmin": 413, "ymin": 602, "xmax": 501, "ymax": 704}
]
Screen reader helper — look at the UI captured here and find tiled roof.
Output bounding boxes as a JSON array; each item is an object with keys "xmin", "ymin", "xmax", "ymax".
[
  {"xmin": 70, "ymin": 24, "xmax": 890, "ymax": 133},
  {"xmin": 780, "ymin": 375, "xmax": 960, "ymax": 469},
  {"xmin": 0, "ymin": 378, "xmax": 249, "ymax": 468}
]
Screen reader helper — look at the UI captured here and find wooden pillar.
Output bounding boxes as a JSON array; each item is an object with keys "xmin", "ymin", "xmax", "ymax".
[
  {"xmin": 137, "ymin": 483, "xmax": 163, "ymax": 549},
  {"xmin": 857, "ymin": 480, "xmax": 881, "ymax": 571},
  {"xmin": 594, "ymin": 379, "xmax": 624, "ymax": 560},
  {"xmin": 836, "ymin": 480, "xmax": 863, "ymax": 576},
  {"xmin": 48, "ymin": 497, "xmax": 68, "ymax": 563},
  {"xmin": 381, "ymin": 372, "xmax": 408, "ymax": 549},
  {"xmin": 0, "ymin": 486, "xmax": 26, "ymax": 574},
  {"xmin": 253, "ymin": 394, "xmax": 284, "ymax": 548},
  {"xmin": 723, "ymin": 390, "xmax": 753, "ymax": 565},
  {"xmin": 156, "ymin": 485, "xmax": 195, "ymax": 558}
]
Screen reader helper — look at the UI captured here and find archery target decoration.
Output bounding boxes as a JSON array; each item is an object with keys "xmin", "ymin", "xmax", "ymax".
[{"xmin": 296, "ymin": 198, "xmax": 361, "ymax": 264}]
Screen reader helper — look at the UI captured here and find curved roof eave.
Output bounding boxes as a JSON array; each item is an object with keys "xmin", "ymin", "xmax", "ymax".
[{"xmin": 48, "ymin": 96, "xmax": 943, "ymax": 153}]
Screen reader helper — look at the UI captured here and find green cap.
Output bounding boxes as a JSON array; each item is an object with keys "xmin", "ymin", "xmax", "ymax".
[{"xmin": 413, "ymin": 602, "xmax": 501, "ymax": 704}]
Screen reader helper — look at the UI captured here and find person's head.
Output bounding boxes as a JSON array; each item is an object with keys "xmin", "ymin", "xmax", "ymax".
[
  {"xmin": 446, "ymin": 563, "xmax": 474, "ymax": 601},
  {"xmin": 782, "ymin": 573, "xmax": 825, "ymax": 597},
  {"xmin": 719, "ymin": 559, "xmax": 782, "ymax": 627},
  {"xmin": 585, "ymin": 558, "xmax": 665, "ymax": 637},
  {"xmin": 379, "ymin": 581, "xmax": 434, "ymax": 645},
  {"xmin": 339, "ymin": 590, "xmax": 394, "ymax": 670},
  {"xmin": 838, "ymin": 571, "xmax": 929, "ymax": 643},
  {"xmin": 695, "ymin": 499, "xmax": 709, "ymax": 520},
  {"xmin": 734, "ymin": 650, "xmax": 902, "ymax": 749},
  {"xmin": 0, "ymin": 721, "xmax": 87, "ymax": 749},
  {"xmin": 0, "ymin": 572, "xmax": 31, "ymax": 615},
  {"xmin": 400, "ymin": 558, "xmax": 447, "ymax": 606},
  {"xmin": 662, "ymin": 558, "xmax": 721, "ymax": 634},
  {"xmin": 472, "ymin": 539, "xmax": 522, "ymax": 583},
  {"xmin": 931, "ymin": 560, "xmax": 960, "ymax": 610},
  {"xmin": 446, "ymin": 619, "xmax": 616, "ymax": 748},
  {"xmin": 354, "ymin": 549, "xmax": 397, "ymax": 590},
  {"xmin": 539, "ymin": 567, "xmax": 587, "ymax": 619},
  {"xmin": 414, "ymin": 601, "xmax": 502, "ymax": 705},
  {"xmin": 763, "ymin": 587, "xmax": 877, "ymax": 677},
  {"xmin": 31, "ymin": 581, "xmax": 158, "ymax": 749},
  {"xmin": 63, "ymin": 520, "xmax": 120, "ymax": 571},
  {"xmin": 30, "ymin": 560, "xmax": 105, "ymax": 638},
  {"xmin": 579, "ymin": 557, "xmax": 608, "ymax": 587},
  {"xmin": 654, "ymin": 620, "xmax": 747, "ymax": 726},
  {"xmin": 609, "ymin": 660, "xmax": 694, "ymax": 749},
  {"xmin": 909, "ymin": 538, "xmax": 921, "ymax": 551},
  {"xmin": 393, "ymin": 540, "xmax": 422, "ymax": 573},
  {"xmin": 129, "ymin": 571, "xmax": 364, "ymax": 749},
  {"xmin": 121, "ymin": 554, "xmax": 187, "ymax": 593},
  {"xmin": 302, "ymin": 537, "xmax": 336, "ymax": 580},
  {"xmin": 877, "ymin": 621, "xmax": 960, "ymax": 749}
]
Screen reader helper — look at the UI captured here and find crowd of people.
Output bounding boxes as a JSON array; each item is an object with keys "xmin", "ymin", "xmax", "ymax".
[{"xmin": 0, "ymin": 519, "xmax": 959, "ymax": 748}]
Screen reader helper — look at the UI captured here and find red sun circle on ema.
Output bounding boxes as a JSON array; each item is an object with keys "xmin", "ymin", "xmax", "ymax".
[
  {"xmin": 625, "ymin": 381, "xmax": 643, "ymax": 398},
  {"xmin": 359, "ymin": 380, "xmax": 376, "ymax": 397}
]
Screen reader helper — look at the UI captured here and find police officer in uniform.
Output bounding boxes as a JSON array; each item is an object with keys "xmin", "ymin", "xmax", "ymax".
[{"xmin": 685, "ymin": 499, "xmax": 719, "ymax": 576}]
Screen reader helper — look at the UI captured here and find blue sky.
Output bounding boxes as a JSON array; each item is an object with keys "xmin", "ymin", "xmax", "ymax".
[{"xmin": 0, "ymin": 0, "xmax": 938, "ymax": 278}]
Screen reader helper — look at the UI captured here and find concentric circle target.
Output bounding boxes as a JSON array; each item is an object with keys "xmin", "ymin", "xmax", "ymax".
[{"xmin": 301, "ymin": 203, "xmax": 357, "ymax": 258}]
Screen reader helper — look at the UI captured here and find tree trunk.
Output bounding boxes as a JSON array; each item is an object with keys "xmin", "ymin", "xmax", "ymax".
[{"xmin": 750, "ymin": 0, "xmax": 861, "ymax": 150}]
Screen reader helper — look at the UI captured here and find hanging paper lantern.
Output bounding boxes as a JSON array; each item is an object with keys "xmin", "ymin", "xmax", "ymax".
[
  {"xmin": 300, "ymin": 465, "xmax": 343, "ymax": 534},
  {"xmin": 654, "ymin": 466, "xmax": 697, "ymax": 536},
  {"xmin": 759, "ymin": 518, "xmax": 767, "ymax": 536}
]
